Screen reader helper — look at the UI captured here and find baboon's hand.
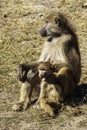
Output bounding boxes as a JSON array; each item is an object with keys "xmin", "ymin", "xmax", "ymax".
[{"xmin": 27, "ymin": 70, "xmax": 36, "ymax": 81}]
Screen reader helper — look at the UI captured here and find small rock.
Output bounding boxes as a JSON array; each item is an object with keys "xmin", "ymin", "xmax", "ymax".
[
  {"xmin": 37, "ymin": 13, "xmax": 43, "ymax": 17},
  {"xmin": 82, "ymin": 2, "xmax": 87, "ymax": 8}
]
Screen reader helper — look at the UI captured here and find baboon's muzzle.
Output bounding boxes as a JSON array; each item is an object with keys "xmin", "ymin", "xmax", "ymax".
[{"xmin": 40, "ymin": 27, "xmax": 47, "ymax": 37}]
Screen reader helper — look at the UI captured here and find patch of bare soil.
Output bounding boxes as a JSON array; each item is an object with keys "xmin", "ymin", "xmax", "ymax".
[{"xmin": 0, "ymin": 0, "xmax": 87, "ymax": 130}]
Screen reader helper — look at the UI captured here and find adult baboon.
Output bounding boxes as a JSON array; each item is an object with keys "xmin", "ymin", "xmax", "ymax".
[{"xmin": 12, "ymin": 13, "xmax": 81, "ymax": 111}]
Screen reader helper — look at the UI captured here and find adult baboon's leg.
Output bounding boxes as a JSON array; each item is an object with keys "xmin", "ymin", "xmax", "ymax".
[
  {"xmin": 57, "ymin": 66, "xmax": 76, "ymax": 97},
  {"xmin": 12, "ymin": 82, "xmax": 32, "ymax": 111}
]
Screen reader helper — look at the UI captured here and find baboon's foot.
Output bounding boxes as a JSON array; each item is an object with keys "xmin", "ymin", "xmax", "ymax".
[
  {"xmin": 46, "ymin": 111, "xmax": 56, "ymax": 118},
  {"xmin": 32, "ymin": 103, "xmax": 41, "ymax": 110},
  {"xmin": 12, "ymin": 103, "xmax": 23, "ymax": 111},
  {"xmin": 23, "ymin": 102, "xmax": 31, "ymax": 110}
]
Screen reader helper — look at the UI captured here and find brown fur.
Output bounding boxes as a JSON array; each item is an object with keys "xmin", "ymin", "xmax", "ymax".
[{"xmin": 12, "ymin": 13, "xmax": 81, "ymax": 111}]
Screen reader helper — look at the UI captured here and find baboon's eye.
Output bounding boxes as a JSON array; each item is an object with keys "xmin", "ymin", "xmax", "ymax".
[
  {"xmin": 45, "ymin": 21, "xmax": 48, "ymax": 23},
  {"xmin": 40, "ymin": 68, "xmax": 45, "ymax": 71}
]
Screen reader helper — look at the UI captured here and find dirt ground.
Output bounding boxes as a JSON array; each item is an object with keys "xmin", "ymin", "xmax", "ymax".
[{"xmin": 0, "ymin": 0, "xmax": 87, "ymax": 130}]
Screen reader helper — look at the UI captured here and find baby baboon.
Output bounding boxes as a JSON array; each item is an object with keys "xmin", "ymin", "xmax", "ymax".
[
  {"xmin": 13, "ymin": 12, "xmax": 81, "ymax": 111},
  {"xmin": 38, "ymin": 62, "xmax": 63, "ymax": 117}
]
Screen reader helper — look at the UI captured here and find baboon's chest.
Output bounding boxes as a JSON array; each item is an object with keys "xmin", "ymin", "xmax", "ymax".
[{"xmin": 45, "ymin": 39, "xmax": 65, "ymax": 63}]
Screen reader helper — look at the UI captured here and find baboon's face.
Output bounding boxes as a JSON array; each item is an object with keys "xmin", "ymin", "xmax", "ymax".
[
  {"xmin": 38, "ymin": 62, "xmax": 52, "ymax": 79},
  {"xmin": 40, "ymin": 22, "xmax": 58, "ymax": 37},
  {"xmin": 40, "ymin": 15, "xmax": 64, "ymax": 37},
  {"xmin": 40, "ymin": 13, "xmax": 68, "ymax": 38}
]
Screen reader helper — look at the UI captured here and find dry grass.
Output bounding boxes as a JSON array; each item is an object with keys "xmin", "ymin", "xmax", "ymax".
[{"xmin": 0, "ymin": 0, "xmax": 87, "ymax": 130}]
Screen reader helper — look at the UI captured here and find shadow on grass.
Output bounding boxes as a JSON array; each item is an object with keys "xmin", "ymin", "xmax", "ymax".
[{"xmin": 65, "ymin": 84, "xmax": 87, "ymax": 106}]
